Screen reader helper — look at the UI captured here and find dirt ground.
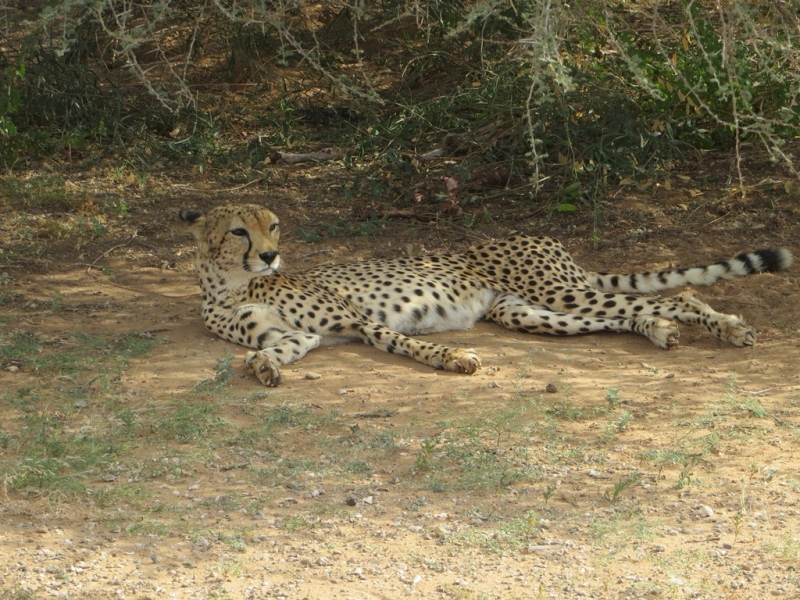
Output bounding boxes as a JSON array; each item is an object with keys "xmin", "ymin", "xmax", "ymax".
[{"xmin": 1, "ymin": 169, "xmax": 799, "ymax": 600}]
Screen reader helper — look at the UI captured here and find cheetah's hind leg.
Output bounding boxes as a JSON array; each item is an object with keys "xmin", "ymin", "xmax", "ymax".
[{"xmin": 674, "ymin": 294, "xmax": 755, "ymax": 346}]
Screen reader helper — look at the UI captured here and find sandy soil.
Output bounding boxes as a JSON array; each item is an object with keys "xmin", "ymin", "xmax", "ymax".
[{"xmin": 1, "ymin": 179, "xmax": 799, "ymax": 600}]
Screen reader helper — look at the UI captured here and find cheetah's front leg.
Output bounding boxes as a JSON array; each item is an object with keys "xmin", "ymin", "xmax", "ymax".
[
  {"xmin": 244, "ymin": 331, "xmax": 322, "ymax": 386},
  {"xmin": 351, "ymin": 321, "xmax": 481, "ymax": 374}
]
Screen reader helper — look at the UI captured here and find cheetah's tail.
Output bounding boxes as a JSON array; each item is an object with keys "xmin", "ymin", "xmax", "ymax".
[{"xmin": 587, "ymin": 248, "xmax": 793, "ymax": 294}]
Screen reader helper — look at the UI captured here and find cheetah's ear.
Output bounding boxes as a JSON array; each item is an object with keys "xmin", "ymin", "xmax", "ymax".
[
  {"xmin": 179, "ymin": 209, "xmax": 205, "ymax": 240},
  {"xmin": 179, "ymin": 209, "xmax": 204, "ymax": 224}
]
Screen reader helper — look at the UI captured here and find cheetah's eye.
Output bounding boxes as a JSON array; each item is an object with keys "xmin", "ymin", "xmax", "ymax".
[
  {"xmin": 269, "ymin": 223, "xmax": 279, "ymax": 233},
  {"xmin": 230, "ymin": 228, "xmax": 248, "ymax": 237}
]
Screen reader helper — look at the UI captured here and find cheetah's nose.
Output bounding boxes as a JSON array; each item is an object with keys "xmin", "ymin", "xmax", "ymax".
[{"xmin": 260, "ymin": 251, "xmax": 279, "ymax": 265}]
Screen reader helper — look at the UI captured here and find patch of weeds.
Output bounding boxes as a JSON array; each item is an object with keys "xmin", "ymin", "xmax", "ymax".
[
  {"xmin": 731, "ymin": 511, "xmax": 745, "ymax": 543},
  {"xmin": 196, "ymin": 349, "xmax": 235, "ymax": 391},
  {"xmin": 0, "ymin": 331, "xmax": 40, "ymax": 366},
  {"xmin": 0, "ymin": 588, "xmax": 40, "ymax": 600},
  {"xmin": 151, "ymin": 402, "xmax": 233, "ymax": 443},
  {"xmin": 217, "ymin": 532, "xmax": 247, "ymax": 553},
  {"xmin": 0, "ymin": 291, "xmax": 18, "ymax": 308},
  {"xmin": 268, "ymin": 404, "xmax": 307, "ymax": 425},
  {"xmin": 737, "ymin": 396, "xmax": 772, "ymax": 420},
  {"xmin": 764, "ymin": 535, "xmax": 800, "ymax": 561},
  {"xmin": 115, "ymin": 407, "xmax": 138, "ymax": 438},
  {"xmin": 126, "ymin": 519, "xmax": 169, "ymax": 537},
  {"xmin": 408, "ymin": 496, "xmax": 428, "ymax": 512},
  {"xmin": 602, "ymin": 411, "xmax": 633, "ymax": 444},
  {"xmin": 283, "ymin": 515, "xmax": 319, "ymax": 532},
  {"xmin": 343, "ymin": 459, "xmax": 372, "ymax": 474},
  {"xmin": 676, "ymin": 454, "xmax": 703, "ymax": 490},
  {"xmin": 1, "ymin": 409, "xmax": 120, "ymax": 496},
  {"xmin": 412, "ymin": 407, "xmax": 534, "ymax": 490},
  {"xmin": 4, "ymin": 457, "xmax": 86, "ymax": 496},
  {"xmin": 93, "ymin": 484, "xmax": 151, "ymax": 508},
  {"xmin": 603, "ymin": 472, "xmax": 642, "ymax": 503},
  {"xmin": 589, "ymin": 511, "xmax": 652, "ymax": 549},
  {"xmin": 0, "ymin": 174, "xmax": 83, "ymax": 212},
  {"xmin": 47, "ymin": 291, "xmax": 63, "ymax": 313},
  {"xmin": 413, "ymin": 437, "xmax": 439, "ymax": 474},
  {"xmin": 108, "ymin": 331, "xmax": 161, "ymax": 357},
  {"xmin": 279, "ymin": 458, "xmax": 320, "ymax": 478},
  {"xmin": 297, "ymin": 214, "xmax": 390, "ymax": 242},
  {"xmin": 217, "ymin": 561, "xmax": 245, "ymax": 577},
  {"xmin": 543, "ymin": 400, "xmax": 605, "ymax": 421},
  {"xmin": 444, "ymin": 510, "xmax": 541, "ymax": 553},
  {"xmin": 311, "ymin": 410, "xmax": 341, "ymax": 428},
  {"xmin": 296, "ymin": 227, "xmax": 319, "ymax": 243}
]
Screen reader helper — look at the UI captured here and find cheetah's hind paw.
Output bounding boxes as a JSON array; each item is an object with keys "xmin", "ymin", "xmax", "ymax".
[
  {"xmin": 635, "ymin": 315, "xmax": 680, "ymax": 349},
  {"xmin": 717, "ymin": 316, "xmax": 756, "ymax": 347}
]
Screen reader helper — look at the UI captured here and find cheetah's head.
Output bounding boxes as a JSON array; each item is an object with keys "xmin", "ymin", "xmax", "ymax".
[{"xmin": 180, "ymin": 204, "xmax": 281, "ymax": 282}]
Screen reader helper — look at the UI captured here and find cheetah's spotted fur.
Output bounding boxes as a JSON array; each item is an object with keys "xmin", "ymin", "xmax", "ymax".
[{"xmin": 180, "ymin": 204, "xmax": 793, "ymax": 386}]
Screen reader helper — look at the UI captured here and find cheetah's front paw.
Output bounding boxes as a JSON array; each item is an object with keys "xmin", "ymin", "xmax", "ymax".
[
  {"xmin": 717, "ymin": 316, "xmax": 756, "ymax": 347},
  {"xmin": 244, "ymin": 351, "xmax": 285, "ymax": 386},
  {"xmin": 443, "ymin": 348, "xmax": 481, "ymax": 375}
]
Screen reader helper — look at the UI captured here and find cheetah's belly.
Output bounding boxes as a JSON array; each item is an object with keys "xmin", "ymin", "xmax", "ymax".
[{"xmin": 357, "ymin": 286, "xmax": 498, "ymax": 335}]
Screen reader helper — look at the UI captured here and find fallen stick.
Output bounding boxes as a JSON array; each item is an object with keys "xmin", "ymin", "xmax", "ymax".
[{"xmin": 270, "ymin": 148, "xmax": 350, "ymax": 165}]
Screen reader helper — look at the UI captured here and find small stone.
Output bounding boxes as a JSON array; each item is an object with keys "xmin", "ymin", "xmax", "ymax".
[
  {"xmin": 345, "ymin": 497, "xmax": 357, "ymax": 506},
  {"xmin": 487, "ymin": 381, "xmax": 501, "ymax": 388},
  {"xmin": 74, "ymin": 401, "xmax": 89, "ymax": 408},
  {"xmin": 545, "ymin": 383, "xmax": 558, "ymax": 393},
  {"xmin": 697, "ymin": 505, "xmax": 714, "ymax": 518},
  {"xmin": 362, "ymin": 496, "xmax": 373, "ymax": 505},
  {"xmin": 412, "ymin": 574, "xmax": 422, "ymax": 585},
  {"xmin": 305, "ymin": 372, "xmax": 322, "ymax": 380},
  {"xmin": 588, "ymin": 469, "xmax": 608, "ymax": 479},
  {"xmin": 652, "ymin": 544, "xmax": 667, "ymax": 553},
  {"xmin": 194, "ymin": 538, "xmax": 210, "ymax": 550},
  {"xmin": 5, "ymin": 365, "xmax": 19, "ymax": 373},
  {"xmin": 316, "ymin": 557, "xmax": 330, "ymax": 566}
]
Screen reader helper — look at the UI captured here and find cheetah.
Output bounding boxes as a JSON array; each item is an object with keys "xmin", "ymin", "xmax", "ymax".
[{"xmin": 180, "ymin": 204, "xmax": 793, "ymax": 386}]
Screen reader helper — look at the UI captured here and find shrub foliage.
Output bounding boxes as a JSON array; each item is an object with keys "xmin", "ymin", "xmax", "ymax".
[{"xmin": 1, "ymin": 0, "xmax": 798, "ymax": 203}]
